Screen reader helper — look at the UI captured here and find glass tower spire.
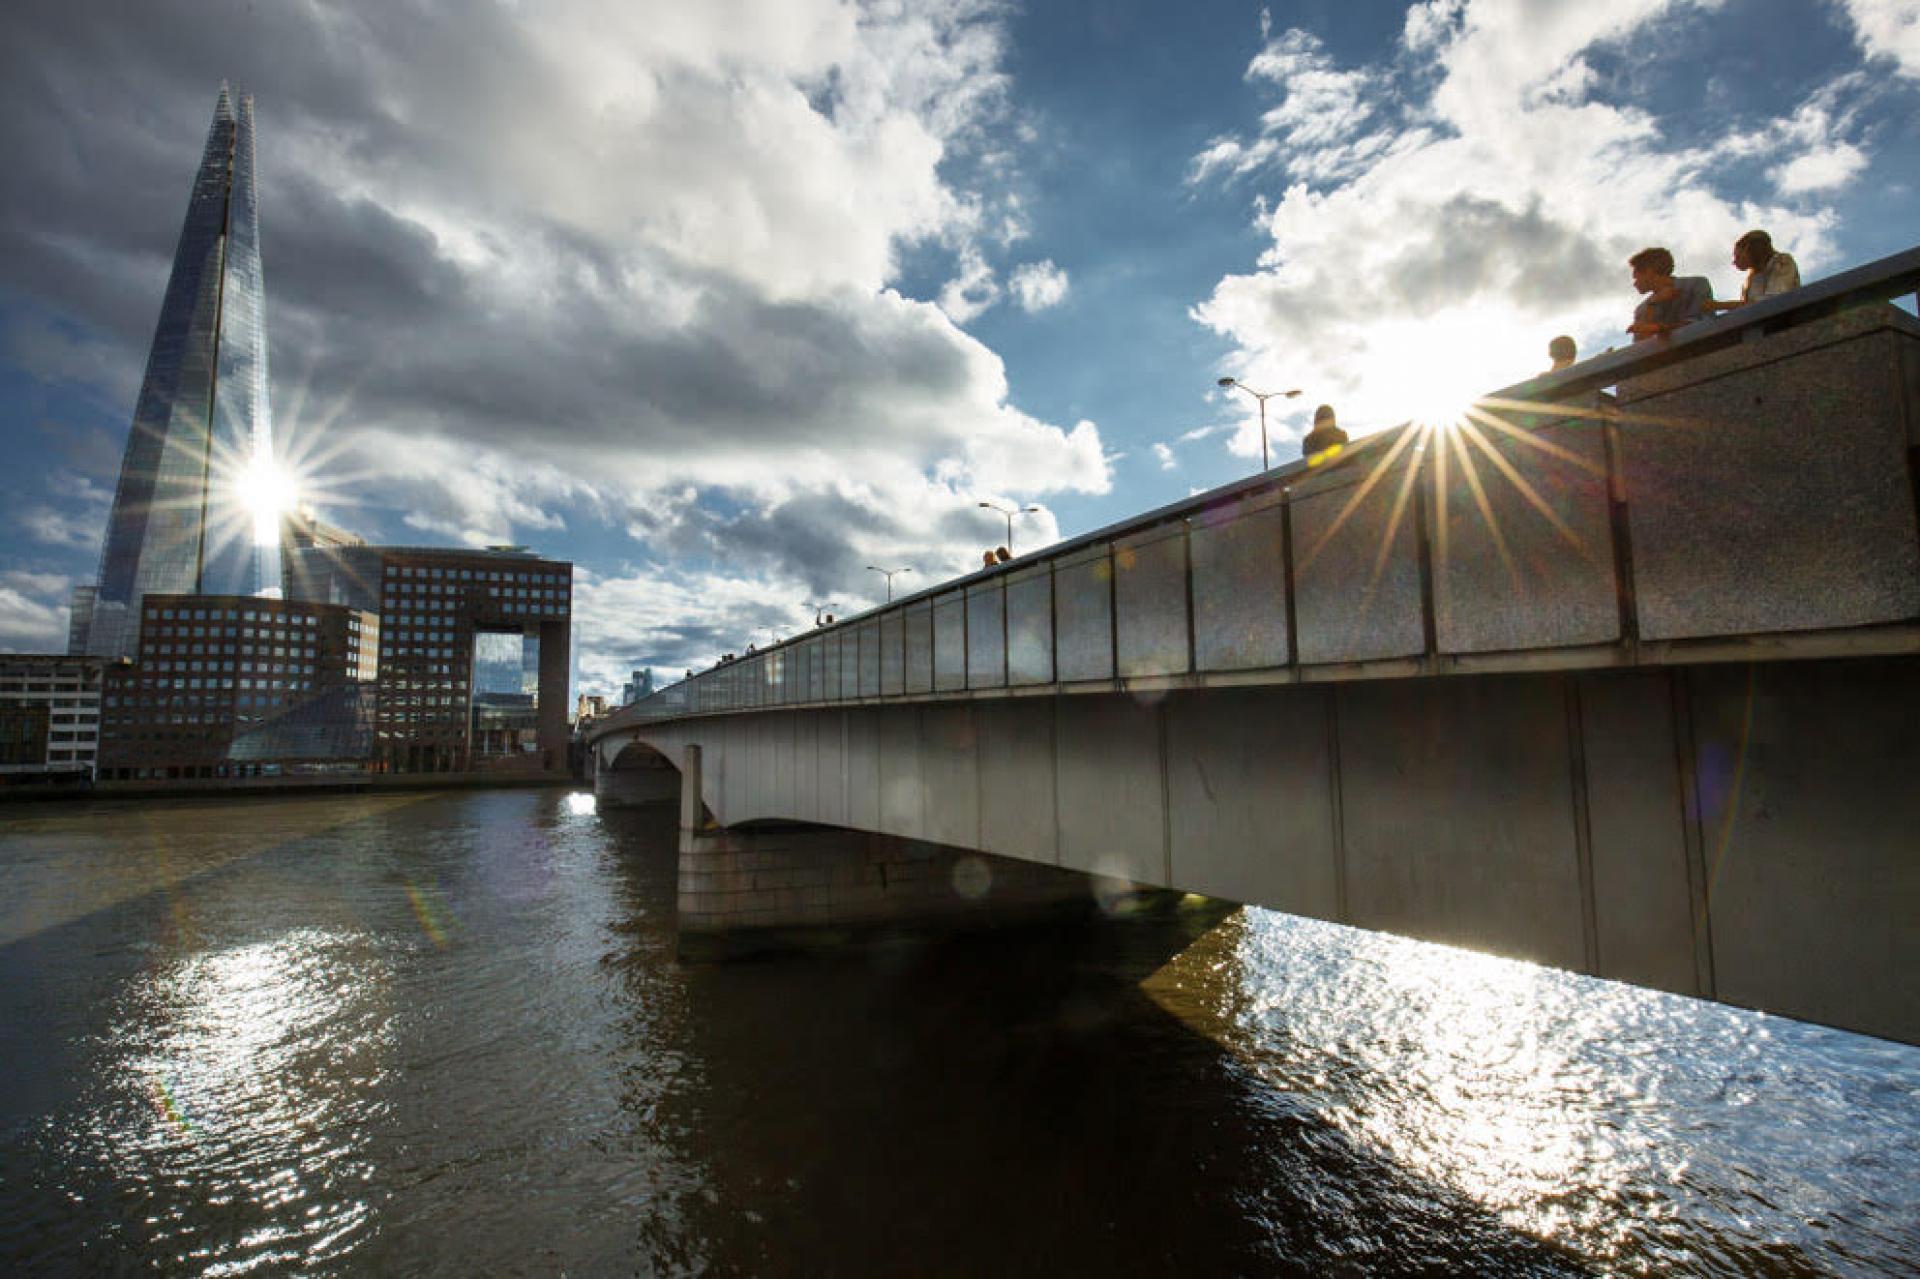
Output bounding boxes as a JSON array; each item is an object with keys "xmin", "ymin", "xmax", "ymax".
[{"xmin": 80, "ymin": 86, "xmax": 279, "ymax": 658}]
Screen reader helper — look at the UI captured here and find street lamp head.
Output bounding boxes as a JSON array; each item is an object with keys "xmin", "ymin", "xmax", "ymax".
[
  {"xmin": 1283, "ymin": 388, "xmax": 1303, "ymax": 398},
  {"xmin": 1023, "ymin": 505, "xmax": 1040, "ymax": 514},
  {"xmin": 1217, "ymin": 376, "xmax": 1236, "ymax": 387},
  {"xmin": 977, "ymin": 501, "xmax": 993, "ymax": 509}
]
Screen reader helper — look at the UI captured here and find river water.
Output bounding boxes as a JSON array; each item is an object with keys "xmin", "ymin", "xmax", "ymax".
[{"xmin": 0, "ymin": 789, "xmax": 1915, "ymax": 1275}]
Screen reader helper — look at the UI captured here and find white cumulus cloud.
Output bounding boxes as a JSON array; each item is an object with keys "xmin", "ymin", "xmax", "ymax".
[{"xmin": 1008, "ymin": 259, "xmax": 1070, "ymax": 311}]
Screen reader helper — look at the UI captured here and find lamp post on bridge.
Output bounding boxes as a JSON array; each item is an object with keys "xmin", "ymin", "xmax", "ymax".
[
  {"xmin": 866, "ymin": 565, "xmax": 911, "ymax": 602},
  {"xmin": 805, "ymin": 601, "xmax": 838, "ymax": 626},
  {"xmin": 977, "ymin": 500, "xmax": 1040, "ymax": 555},
  {"xmin": 1217, "ymin": 377, "xmax": 1302, "ymax": 472}
]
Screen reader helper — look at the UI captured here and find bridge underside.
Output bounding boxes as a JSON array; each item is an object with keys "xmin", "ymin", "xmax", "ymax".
[{"xmin": 613, "ymin": 656, "xmax": 1920, "ymax": 1045}]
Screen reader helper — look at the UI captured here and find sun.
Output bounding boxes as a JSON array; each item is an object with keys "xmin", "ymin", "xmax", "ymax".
[
  {"xmin": 234, "ymin": 449, "xmax": 298, "ymax": 546},
  {"xmin": 1358, "ymin": 304, "xmax": 1541, "ymax": 431}
]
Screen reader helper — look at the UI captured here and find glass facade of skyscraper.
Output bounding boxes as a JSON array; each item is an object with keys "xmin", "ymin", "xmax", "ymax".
[{"xmin": 82, "ymin": 87, "xmax": 278, "ymax": 660}]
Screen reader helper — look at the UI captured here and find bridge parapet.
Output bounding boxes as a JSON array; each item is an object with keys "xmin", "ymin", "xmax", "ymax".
[{"xmin": 592, "ymin": 248, "xmax": 1920, "ymax": 745}]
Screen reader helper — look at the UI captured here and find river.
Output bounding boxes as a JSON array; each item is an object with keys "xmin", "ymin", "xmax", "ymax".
[{"xmin": 1, "ymin": 789, "xmax": 1915, "ymax": 1275}]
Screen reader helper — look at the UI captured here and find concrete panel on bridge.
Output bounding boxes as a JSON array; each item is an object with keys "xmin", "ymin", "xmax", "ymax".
[
  {"xmin": 934, "ymin": 591, "xmax": 967, "ymax": 691},
  {"xmin": 1006, "ymin": 564, "xmax": 1054, "ymax": 686},
  {"xmin": 1164, "ymin": 688, "xmax": 1340, "ymax": 917},
  {"xmin": 1618, "ymin": 307, "xmax": 1920, "ymax": 641},
  {"xmin": 1055, "ymin": 695, "xmax": 1165, "ymax": 883},
  {"xmin": 1115, "ymin": 523, "xmax": 1191, "ymax": 678},
  {"xmin": 921, "ymin": 705, "xmax": 980, "ymax": 849},
  {"xmin": 842, "ymin": 708, "xmax": 880, "ymax": 832},
  {"xmin": 1335, "ymin": 675, "xmax": 1589, "ymax": 972},
  {"xmin": 1433, "ymin": 411, "xmax": 1619, "ymax": 654},
  {"xmin": 1574, "ymin": 671, "xmax": 1704, "ymax": 996},
  {"xmin": 858, "ymin": 622, "xmax": 878, "ymax": 697},
  {"xmin": 879, "ymin": 614, "xmax": 898, "ymax": 691},
  {"xmin": 1292, "ymin": 427, "xmax": 1427, "ymax": 666},
  {"xmin": 976, "ymin": 699, "xmax": 1058, "ymax": 864},
  {"xmin": 814, "ymin": 709, "xmax": 848, "ymax": 827},
  {"xmin": 904, "ymin": 600, "xmax": 934, "ymax": 695},
  {"xmin": 1055, "ymin": 544, "xmax": 1116, "ymax": 683},
  {"xmin": 1190, "ymin": 489, "xmax": 1291, "ymax": 672},
  {"xmin": 966, "ymin": 581, "xmax": 1007, "ymax": 689},
  {"xmin": 878, "ymin": 705, "xmax": 924, "ymax": 840},
  {"xmin": 1685, "ymin": 657, "xmax": 1920, "ymax": 1044}
]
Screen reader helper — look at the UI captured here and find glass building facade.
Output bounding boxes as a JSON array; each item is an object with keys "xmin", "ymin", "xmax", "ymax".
[{"xmin": 82, "ymin": 87, "xmax": 279, "ymax": 660}]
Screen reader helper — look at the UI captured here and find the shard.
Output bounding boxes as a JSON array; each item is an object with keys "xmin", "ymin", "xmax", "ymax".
[{"xmin": 77, "ymin": 87, "xmax": 279, "ymax": 658}]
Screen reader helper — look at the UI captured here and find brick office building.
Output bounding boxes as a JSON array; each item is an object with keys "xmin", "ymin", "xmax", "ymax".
[
  {"xmin": 96, "ymin": 594, "xmax": 378, "ymax": 781},
  {"xmin": 285, "ymin": 544, "xmax": 571, "ymax": 773}
]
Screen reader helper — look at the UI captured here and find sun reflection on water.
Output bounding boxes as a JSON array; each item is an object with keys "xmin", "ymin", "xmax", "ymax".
[
  {"xmin": 107, "ymin": 929, "xmax": 393, "ymax": 1270},
  {"xmin": 1140, "ymin": 907, "xmax": 1920, "ymax": 1273}
]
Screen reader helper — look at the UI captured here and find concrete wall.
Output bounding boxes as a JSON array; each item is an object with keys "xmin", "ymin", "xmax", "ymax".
[{"xmin": 637, "ymin": 656, "xmax": 1920, "ymax": 1044}]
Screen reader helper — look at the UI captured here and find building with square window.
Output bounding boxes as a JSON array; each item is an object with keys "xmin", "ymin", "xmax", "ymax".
[
  {"xmin": 285, "ymin": 544, "xmax": 571, "ymax": 773},
  {"xmin": 0, "ymin": 655, "xmax": 109, "ymax": 785},
  {"xmin": 95, "ymin": 594, "xmax": 377, "ymax": 781}
]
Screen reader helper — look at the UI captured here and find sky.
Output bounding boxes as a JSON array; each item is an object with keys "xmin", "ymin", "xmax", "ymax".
[{"xmin": 2, "ymin": 0, "xmax": 1918, "ymax": 696}]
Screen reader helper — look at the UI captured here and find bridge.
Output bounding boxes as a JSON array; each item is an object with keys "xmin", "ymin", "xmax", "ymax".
[{"xmin": 588, "ymin": 247, "xmax": 1920, "ymax": 1046}]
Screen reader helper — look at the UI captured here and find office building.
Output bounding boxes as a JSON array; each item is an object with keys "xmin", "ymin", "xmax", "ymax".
[
  {"xmin": 96, "ymin": 594, "xmax": 377, "ymax": 781},
  {"xmin": 79, "ymin": 87, "xmax": 279, "ymax": 659},
  {"xmin": 620, "ymin": 669, "xmax": 655, "ymax": 706},
  {"xmin": 0, "ymin": 655, "xmax": 108, "ymax": 784},
  {"xmin": 285, "ymin": 544, "xmax": 572, "ymax": 772}
]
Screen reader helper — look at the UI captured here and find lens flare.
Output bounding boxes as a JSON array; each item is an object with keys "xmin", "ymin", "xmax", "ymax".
[{"xmin": 235, "ymin": 450, "xmax": 298, "ymax": 546}]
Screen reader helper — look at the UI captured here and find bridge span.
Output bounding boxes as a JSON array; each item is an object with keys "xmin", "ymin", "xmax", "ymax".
[{"xmin": 589, "ymin": 249, "xmax": 1920, "ymax": 1045}]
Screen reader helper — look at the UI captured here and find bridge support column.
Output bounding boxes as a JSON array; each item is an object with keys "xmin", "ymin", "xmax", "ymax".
[{"xmin": 676, "ymin": 818, "xmax": 1100, "ymax": 961}]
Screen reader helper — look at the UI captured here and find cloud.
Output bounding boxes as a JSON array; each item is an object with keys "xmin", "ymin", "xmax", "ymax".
[
  {"xmin": 1189, "ymin": 1, "xmax": 1861, "ymax": 441},
  {"xmin": 1007, "ymin": 259, "xmax": 1069, "ymax": 311},
  {"xmin": 938, "ymin": 244, "xmax": 1002, "ymax": 322},
  {"xmin": 1151, "ymin": 442, "xmax": 1176, "ymax": 470},
  {"xmin": 0, "ymin": 0, "xmax": 1107, "ymax": 658},
  {"xmin": 0, "ymin": 569, "xmax": 72, "ymax": 651},
  {"xmin": 1839, "ymin": 0, "xmax": 1920, "ymax": 79},
  {"xmin": 570, "ymin": 469, "xmax": 1069, "ymax": 686},
  {"xmin": 18, "ymin": 506, "xmax": 100, "ymax": 550},
  {"xmin": 1772, "ymin": 143, "xmax": 1868, "ymax": 194}
]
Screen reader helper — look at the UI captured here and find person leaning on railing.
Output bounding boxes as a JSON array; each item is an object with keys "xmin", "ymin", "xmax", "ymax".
[
  {"xmin": 1627, "ymin": 246, "xmax": 1712, "ymax": 342},
  {"xmin": 1705, "ymin": 229, "xmax": 1801, "ymax": 313}
]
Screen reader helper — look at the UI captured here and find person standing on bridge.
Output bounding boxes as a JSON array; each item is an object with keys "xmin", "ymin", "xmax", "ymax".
[
  {"xmin": 1545, "ymin": 334, "xmax": 1577, "ymax": 373},
  {"xmin": 1626, "ymin": 247, "xmax": 1711, "ymax": 342},
  {"xmin": 1301, "ymin": 404, "xmax": 1348, "ymax": 463}
]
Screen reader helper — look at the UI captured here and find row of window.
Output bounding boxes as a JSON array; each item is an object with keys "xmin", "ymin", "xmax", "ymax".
[
  {"xmin": 120, "ymin": 677, "xmax": 314, "ymax": 693},
  {"xmin": 149, "ymin": 608, "xmax": 319, "ymax": 626},
  {"xmin": 385, "ymin": 564, "xmax": 567, "ymax": 585},
  {"xmin": 144, "ymin": 649, "xmax": 316, "ymax": 668}
]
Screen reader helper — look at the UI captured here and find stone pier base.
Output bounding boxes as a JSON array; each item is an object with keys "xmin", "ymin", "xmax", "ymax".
[{"xmin": 677, "ymin": 822, "xmax": 1101, "ymax": 960}]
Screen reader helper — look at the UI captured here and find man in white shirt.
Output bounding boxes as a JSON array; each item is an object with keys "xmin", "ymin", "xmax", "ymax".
[{"xmin": 1709, "ymin": 230, "xmax": 1800, "ymax": 312}]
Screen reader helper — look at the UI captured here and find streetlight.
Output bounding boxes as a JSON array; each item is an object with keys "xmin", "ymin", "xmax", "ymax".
[
  {"xmin": 866, "ymin": 565, "xmax": 911, "ymax": 602},
  {"xmin": 977, "ymin": 500, "xmax": 1040, "ymax": 554},
  {"xmin": 1217, "ymin": 377, "xmax": 1302, "ymax": 472},
  {"xmin": 805, "ymin": 601, "xmax": 838, "ymax": 626}
]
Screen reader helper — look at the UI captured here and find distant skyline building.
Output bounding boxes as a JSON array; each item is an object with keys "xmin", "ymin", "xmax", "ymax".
[{"xmin": 78, "ymin": 86, "xmax": 279, "ymax": 659}]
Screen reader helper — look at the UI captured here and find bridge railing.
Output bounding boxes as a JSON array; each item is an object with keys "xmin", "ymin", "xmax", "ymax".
[{"xmin": 599, "ymin": 246, "xmax": 1920, "ymax": 735}]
